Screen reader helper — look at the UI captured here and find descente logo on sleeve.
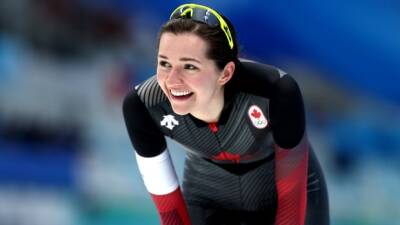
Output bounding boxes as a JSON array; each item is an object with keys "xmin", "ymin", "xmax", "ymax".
[
  {"xmin": 248, "ymin": 105, "xmax": 268, "ymax": 129},
  {"xmin": 160, "ymin": 115, "xmax": 179, "ymax": 130}
]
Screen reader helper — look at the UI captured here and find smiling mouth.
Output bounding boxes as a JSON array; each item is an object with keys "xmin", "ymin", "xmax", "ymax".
[{"xmin": 170, "ymin": 89, "xmax": 194, "ymax": 100}]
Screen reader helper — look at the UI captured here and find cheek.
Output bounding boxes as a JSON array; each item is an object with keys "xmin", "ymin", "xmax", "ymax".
[
  {"xmin": 156, "ymin": 67, "xmax": 164, "ymax": 78},
  {"xmin": 156, "ymin": 73, "xmax": 168, "ymax": 92},
  {"xmin": 191, "ymin": 76, "xmax": 217, "ymax": 94},
  {"xmin": 157, "ymin": 69, "xmax": 168, "ymax": 83}
]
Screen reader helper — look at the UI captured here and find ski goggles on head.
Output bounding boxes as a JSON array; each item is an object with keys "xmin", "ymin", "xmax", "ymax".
[{"xmin": 170, "ymin": 3, "xmax": 234, "ymax": 49}]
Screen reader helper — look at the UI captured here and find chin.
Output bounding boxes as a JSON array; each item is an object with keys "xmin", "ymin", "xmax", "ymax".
[{"xmin": 171, "ymin": 106, "xmax": 190, "ymax": 116}]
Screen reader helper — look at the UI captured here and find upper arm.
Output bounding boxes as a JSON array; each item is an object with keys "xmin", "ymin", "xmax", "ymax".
[
  {"xmin": 122, "ymin": 89, "xmax": 166, "ymax": 157},
  {"xmin": 269, "ymin": 75, "xmax": 305, "ymax": 149},
  {"xmin": 233, "ymin": 61, "xmax": 305, "ymax": 148}
]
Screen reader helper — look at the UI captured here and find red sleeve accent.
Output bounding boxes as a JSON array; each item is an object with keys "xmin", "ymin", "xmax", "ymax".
[
  {"xmin": 150, "ymin": 187, "xmax": 192, "ymax": 225},
  {"xmin": 274, "ymin": 136, "xmax": 309, "ymax": 225}
]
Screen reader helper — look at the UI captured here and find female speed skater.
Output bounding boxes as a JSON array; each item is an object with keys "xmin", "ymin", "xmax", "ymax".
[{"xmin": 123, "ymin": 3, "xmax": 330, "ymax": 225}]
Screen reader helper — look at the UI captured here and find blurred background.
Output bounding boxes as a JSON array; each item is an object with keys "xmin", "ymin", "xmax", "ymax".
[{"xmin": 0, "ymin": 0, "xmax": 399, "ymax": 224}]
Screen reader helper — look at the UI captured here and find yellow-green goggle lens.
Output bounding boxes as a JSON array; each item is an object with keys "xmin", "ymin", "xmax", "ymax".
[{"xmin": 170, "ymin": 4, "xmax": 234, "ymax": 49}]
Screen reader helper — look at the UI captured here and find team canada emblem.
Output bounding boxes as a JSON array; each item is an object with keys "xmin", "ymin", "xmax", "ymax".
[
  {"xmin": 160, "ymin": 115, "xmax": 179, "ymax": 130},
  {"xmin": 248, "ymin": 105, "xmax": 268, "ymax": 129}
]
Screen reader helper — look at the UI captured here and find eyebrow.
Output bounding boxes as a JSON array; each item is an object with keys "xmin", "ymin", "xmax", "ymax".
[{"xmin": 158, "ymin": 54, "xmax": 201, "ymax": 64}]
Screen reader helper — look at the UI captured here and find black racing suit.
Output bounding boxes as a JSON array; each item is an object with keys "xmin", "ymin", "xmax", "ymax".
[{"xmin": 123, "ymin": 60, "xmax": 329, "ymax": 225}]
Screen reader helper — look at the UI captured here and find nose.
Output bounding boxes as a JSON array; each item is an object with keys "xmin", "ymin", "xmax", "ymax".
[{"xmin": 166, "ymin": 67, "xmax": 183, "ymax": 85}]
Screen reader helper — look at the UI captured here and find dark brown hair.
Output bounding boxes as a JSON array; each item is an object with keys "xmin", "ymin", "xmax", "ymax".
[{"xmin": 157, "ymin": 17, "xmax": 239, "ymax": 71}]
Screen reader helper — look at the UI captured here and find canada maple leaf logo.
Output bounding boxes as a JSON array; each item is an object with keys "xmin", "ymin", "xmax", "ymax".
[
  {"xmin": 251, "ymin": 109, "xmax": 261, "ymax": 118},
  {"xmin": 248, "ymin": 105, "xmax": 268, "ymax": 129}
]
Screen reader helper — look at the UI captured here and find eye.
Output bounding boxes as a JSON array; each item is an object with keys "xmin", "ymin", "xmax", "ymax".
[
  {"xmin": 159, "ymin": 60, "xmax": 171, "ymax": 69},
  {"xmin": 184, "ymin": 64, "xmax": 198, "ymax": 71}
]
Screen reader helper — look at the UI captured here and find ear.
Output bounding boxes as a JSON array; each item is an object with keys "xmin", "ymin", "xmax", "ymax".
[{"xmin": 218, "ymin": 61, "xmax": 235, "ymax": 85}]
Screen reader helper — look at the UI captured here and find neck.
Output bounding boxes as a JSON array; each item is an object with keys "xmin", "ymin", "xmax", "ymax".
[{"xmin": 191, "ymin": 90, "xmax": 225, "ymax": 123}]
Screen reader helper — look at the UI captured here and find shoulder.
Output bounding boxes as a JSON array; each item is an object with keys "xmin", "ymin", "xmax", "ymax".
[
  {"xmin": 123, "ymin": 75, "xmax": 168, "ymax": 121},
  {"xmin": 239, "ymin": 58, "xmax": 288, "ymax": 79},
  {"xmin": 231, "ymin": 59, "xmax": 297, "ymax": 98},
  {"xmin": 133, "ymin": 75, "xmax": 168, "ymax": 108}
]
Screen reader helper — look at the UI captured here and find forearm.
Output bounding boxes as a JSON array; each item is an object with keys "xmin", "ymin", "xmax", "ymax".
[
  {"xmin": 136, "ymin": 150, "xmax": 191, "ymax": 225},
  {"xmin": 274, "ymin": 134, "xmax": 309, "ymax": 225}
]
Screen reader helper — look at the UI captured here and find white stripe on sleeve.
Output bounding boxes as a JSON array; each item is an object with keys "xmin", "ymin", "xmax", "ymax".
[{"xmin": 135, "ymin": 150, "xmax": 179, "ymax": 195}]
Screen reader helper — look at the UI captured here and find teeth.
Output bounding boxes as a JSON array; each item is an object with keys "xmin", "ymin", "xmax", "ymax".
[{"xmin": 171, "ymin": 89, "xmax": 191, "ymax": 96}]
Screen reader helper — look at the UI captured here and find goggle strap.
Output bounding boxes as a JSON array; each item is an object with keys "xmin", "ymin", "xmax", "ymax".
[
  {"xmin": 170, "ymin": 4, "xmax": 234, "ymax": 49},
  {"xmin": 180, "ymin": 8, "xmax": 193, "ymax": 18}
]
